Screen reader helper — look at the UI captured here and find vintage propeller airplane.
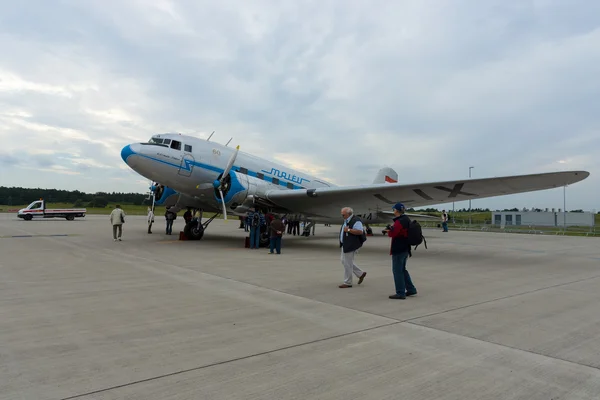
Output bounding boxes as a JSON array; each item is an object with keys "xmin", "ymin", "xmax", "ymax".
[{"xmin": 121, "ymin": 133, "xmax": 589, "ymax": 245}]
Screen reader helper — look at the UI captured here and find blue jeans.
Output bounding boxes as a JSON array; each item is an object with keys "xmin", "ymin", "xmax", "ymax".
[
  {"xmin": 392, "ymin": 252, "xmax": 416, "ymax": 296},
  {"xmin": 249, "ymin": 226, "xmax": 260, "ymax": 248},
  {"xmin": 442, "ymin": 222, "xmax": 448, "ymax": 232},
  {"xmin": 269, "ymin": 236, "xmax": 282, "ymax": 253},
  {"xmin": 166, "ymin": 220, "xmax": 173, "ymax": 234}
]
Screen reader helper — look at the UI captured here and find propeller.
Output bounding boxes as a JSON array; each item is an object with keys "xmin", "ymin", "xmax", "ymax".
[{"xmin": 212, "ymin": 145, "xmax": 240, "ymax": 220}]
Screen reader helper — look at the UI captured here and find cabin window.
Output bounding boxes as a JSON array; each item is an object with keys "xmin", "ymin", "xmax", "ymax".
[
  {"xmin": 170, "ymin": 140, "xmax": 181, "ymax": 150},
  {"xmin": 257, "ymin": 172, "xmax": 264, "ymax": 179},
  {"xmin": 272, "ymin": 178, "xmax": 279, "ymax": 185},
  {"xmin": 287, "ymin": 182, "xmax": 294, "ymax": 189},
  {"xmin": 238, "ymin": 167, "xmax": 248, "ymax": 174},
  {"xmin": 184, "ymin": 144, "xmax": 192, "ymax": 152}
]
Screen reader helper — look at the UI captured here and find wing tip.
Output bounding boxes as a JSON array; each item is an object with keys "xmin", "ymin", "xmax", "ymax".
[{"xmin": 562, "ymin": 170, "xmax": 590, "ymax": 184}]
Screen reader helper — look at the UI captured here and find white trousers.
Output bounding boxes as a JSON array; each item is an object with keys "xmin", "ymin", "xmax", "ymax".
[{"xmin": 341, "ymin": 249, "xmax": 364, "ymax": 285}]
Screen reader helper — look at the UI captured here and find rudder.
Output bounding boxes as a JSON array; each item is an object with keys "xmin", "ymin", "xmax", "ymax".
[{"xmin": 373, "ymin": 167, "xmax": 398, "ymax": 184}]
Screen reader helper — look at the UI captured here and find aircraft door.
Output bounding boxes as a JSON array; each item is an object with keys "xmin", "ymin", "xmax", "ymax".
[{"xmin": 178, "ymin": 154, "xmax": 195, "ymax": 177}]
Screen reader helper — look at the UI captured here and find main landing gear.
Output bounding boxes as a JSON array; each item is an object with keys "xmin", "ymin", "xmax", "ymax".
[{"xmin": 183, "ymin": 210, "xmax": 218, "ymax": 240}]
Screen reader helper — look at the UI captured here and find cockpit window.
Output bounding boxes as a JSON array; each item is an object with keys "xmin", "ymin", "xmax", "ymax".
[{"xmin": 145, "ymin": 137, "xmax": 169, "ymax": 147}]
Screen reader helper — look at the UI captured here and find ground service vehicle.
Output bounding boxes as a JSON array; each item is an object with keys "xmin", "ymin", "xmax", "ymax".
[{"xmin": 17, "ymin": 199, "xmax": 86, "ymax": 221}]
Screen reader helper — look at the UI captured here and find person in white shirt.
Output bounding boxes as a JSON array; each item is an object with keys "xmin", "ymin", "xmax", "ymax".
[
  {"xmin": 147, "ymin": 207, "xmax": 154, "ymax": 234},
  {"xmin": 109, "ymin": 205, "xmax": 125, "ymax": 241}
]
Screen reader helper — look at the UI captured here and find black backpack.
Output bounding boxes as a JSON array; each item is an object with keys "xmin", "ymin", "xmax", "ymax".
[
  {"xmin": 407, "ymin": 219, "xmax": 427, "ymax": 251},
  {"xmin": 252, "ymin": 213, "xmax": 260, "ymax": 227}
]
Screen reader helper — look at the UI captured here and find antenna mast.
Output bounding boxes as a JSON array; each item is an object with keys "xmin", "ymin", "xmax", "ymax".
[
  {"xmin": 206, "ymin": 131, "xmax": 215, "ymax": 141},
  {"xmin": 225, "ymin": 138, "xmax": 233, "ymax": 146}
]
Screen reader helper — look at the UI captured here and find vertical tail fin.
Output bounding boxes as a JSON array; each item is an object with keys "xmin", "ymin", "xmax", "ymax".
[{"xmin": 373, "ymin": 167, "xmax": 398, "ymax": 184}]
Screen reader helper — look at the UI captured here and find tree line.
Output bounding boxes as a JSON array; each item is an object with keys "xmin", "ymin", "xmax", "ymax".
[
  {"xmin": 1, "ymin": 186, "xmax": 596, "ymax": 213},
  {"xmin": 0, "ymin": 186, "xmax": 150, "ymax": 208}
]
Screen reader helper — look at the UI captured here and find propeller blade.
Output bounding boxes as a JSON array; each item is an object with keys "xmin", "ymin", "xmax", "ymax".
[
  {"xmin": 219, "ymin": 189, "xmax": 227, "ymax": 220},
  {"xmin": 221, "ymin": 145, "xmax": 240, "ymax": 183}
]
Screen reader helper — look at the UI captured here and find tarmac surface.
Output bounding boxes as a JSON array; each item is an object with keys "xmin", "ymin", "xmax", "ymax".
[{"xmin": 1, "ymin": 213, "xmax": 600, "ymax": 399}]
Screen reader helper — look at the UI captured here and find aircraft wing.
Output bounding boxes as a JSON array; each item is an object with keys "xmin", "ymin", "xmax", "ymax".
[{"xmin": 263, "ymin": 171, "xmax": 589, "ymax": 218}]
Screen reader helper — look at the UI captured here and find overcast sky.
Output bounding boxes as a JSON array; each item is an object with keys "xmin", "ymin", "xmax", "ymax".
[{"xmin": 0, "ymin": 0, "xmax": 598, "ymax": 211}]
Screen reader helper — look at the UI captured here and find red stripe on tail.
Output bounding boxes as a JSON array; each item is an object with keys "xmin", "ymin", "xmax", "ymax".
[{"xmin": 385, "ymin": 176, "xmax": 397, "ymax": 183}]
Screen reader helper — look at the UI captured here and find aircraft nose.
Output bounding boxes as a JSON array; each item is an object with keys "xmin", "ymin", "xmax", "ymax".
[{"xmin": 121, "ymin": 144, "xmax": 136, "ymax": 164}]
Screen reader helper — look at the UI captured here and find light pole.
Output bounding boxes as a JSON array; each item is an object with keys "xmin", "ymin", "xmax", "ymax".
[
  {"xmin": 563, "ymin": 184, "xmax": 567, "ymax": 230},
  {"xmin": 469, "ymin": 166, "xmax": 474, "ymax": 225}
]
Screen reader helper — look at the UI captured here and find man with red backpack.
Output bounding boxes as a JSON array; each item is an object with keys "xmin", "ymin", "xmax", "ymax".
[{"xmin": 383, "ymin": 202, "xmax": 417, "ymax": 299}]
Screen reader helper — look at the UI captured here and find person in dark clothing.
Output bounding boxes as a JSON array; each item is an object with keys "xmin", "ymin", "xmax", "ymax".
[
  {"xmin": 383, "ymin": 202, "xmax": 417, "ymax": 299},
  {"xmin": 247, "ymin": 208, "xmax": 266, "ymax": 249},
  {"xmin": 183, "ymin": 208, "xmax": 192, "ymax": 225},
  {"xmin": 268, "ymin": 217, "xmax": 285, "ymax": 254},
  {"xmin": 165, "ymin": 207, "xmax": 176, "ymax": 235},
  {"xmin": 338, "ymin": 207, "xmax": 367, "ymax": 288}
]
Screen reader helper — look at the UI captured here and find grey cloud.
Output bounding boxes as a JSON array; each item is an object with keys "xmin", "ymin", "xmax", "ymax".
[{"xmin": 0, "ymin": 153, "xmax": 21, "ymax": 166}]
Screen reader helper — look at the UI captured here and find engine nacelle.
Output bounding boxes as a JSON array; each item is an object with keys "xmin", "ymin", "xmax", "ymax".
[
  {"xmin": 214, "ymin": 172, "xmax": 273, "ymax": 215},
  {"xmin": 229, "ymin": 195, "xmax": 256, "ymax": 214},
  {"xmin": 152, "ymin": 185, "xmax": 179, "ymax": 207}
]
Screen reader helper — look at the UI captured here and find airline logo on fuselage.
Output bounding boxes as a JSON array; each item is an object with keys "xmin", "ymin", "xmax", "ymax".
[{"xmin": 261, "ymin": 167, "xmax": 310, "ymax": 185}]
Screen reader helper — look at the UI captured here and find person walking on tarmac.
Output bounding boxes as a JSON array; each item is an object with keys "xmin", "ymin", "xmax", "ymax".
[
  {"xmin": 338, "ymin": 207, "xmax": 367, "ymax": 288},
  {"xmin": 110, "ymin": 205, "xmax": 125, "ymax": 241},
  {"xmin": 383, "ymin": 203, "xmax": 417, "ymax": 299}
]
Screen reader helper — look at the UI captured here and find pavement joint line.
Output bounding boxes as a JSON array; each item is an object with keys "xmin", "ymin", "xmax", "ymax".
[
  {"xmin": 402, "ymin": 273, "xmax": 600, "ymax": 324},
  {"xmin": 100, "ymin": 247, "xmax": 401, "ymax": 323},
  {"xmin": 404, "ymin": 321, "xmax": 600, "ymax": 372},
  {"xmin": 106, "ymin": 247, "xmax": 600, "ymax": 328},
  {"xmin": 0, "ymin": 234, "xmax": 75, "ymax": 238},
  {"xmin": 59, "ymin": 320, "xmax": 402, "ymax": 400}
]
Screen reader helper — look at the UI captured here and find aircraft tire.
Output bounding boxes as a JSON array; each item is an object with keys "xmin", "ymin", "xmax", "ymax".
[
  {"xmin": 259, "ymin": 232, "xmax": 270, "ymax": 248},
  {"xmin": 184, "ymin": 220, "xmax": 204, "ymax": 240}
]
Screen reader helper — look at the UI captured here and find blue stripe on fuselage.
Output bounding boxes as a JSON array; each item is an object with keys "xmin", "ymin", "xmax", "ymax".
[{"xmin": 127, "ymin": 151, "xmax": 306, "ymax": 190}]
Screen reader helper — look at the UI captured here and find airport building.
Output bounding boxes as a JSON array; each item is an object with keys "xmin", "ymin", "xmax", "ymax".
[{"xmin": 492, "ymin": 209, "xmax": 595, "ymax": 227}]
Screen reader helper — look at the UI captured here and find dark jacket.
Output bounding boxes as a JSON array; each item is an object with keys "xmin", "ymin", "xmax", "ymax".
[
  {"xmin": 388, "ymin": 214, "xmax": 410, "ymax": 255},
  {"xmin": 269, "ymin": 219, "xmax": 285, "ymax": 238},
  {"xmin": 340, "ymin": 215, "xmax": 363, "ymax": 253}
]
